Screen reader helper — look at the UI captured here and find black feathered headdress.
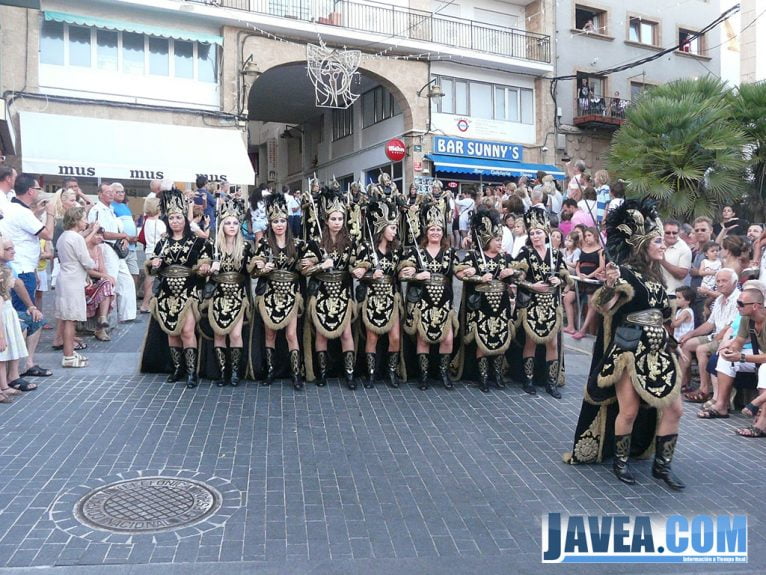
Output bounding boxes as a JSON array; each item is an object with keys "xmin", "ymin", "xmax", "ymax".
[
  {"xmin": 605, "ymin": 198, "xmax": 663, "ymax": 265},
  {"xmin": 264, "ymin": 192, "xmax": 289, "ymax": 221},
  {"xmin": 366, "ymin": 198, "xmax": 398, "ymax": 235},
  {"xmin": 470, "ymin": 207, "xmax": 503, "ymax": 248},
  {"xmin": 319, "ymin": 186, "xmax": 347, "ymax": 220}
]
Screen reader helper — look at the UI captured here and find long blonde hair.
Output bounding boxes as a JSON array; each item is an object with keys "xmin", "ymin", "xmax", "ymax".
[
  {"xmin": 54, "ymin": 189, "xmax": 78, "ymax": 218},
  {"xmin": 214, "ymin": 216, "xmax": 245, "ymax": 268}
]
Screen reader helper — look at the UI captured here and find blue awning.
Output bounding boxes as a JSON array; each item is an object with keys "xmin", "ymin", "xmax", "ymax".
[
  {"xmin": 427, "ymin": 154, "xmax": 565, "ymax": 179},
  {"xmin": 44, "ymin": 11, "xmax": 223, "ymax": 45}
]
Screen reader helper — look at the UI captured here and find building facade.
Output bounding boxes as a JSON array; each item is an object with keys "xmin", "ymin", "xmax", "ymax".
[
  {"xmin": 0, "ymin": 0, "xmax": 561, "ymax": 197},
  {"xmin": 553, "ymin": 0, "xmax": 722, "ymax": 171}
]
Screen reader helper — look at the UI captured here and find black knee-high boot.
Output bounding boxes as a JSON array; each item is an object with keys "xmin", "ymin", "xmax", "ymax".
[
  {"xmin": 365, "ymin": 352, "xmax": 376, "ymax": 389},
  {"xmin": 545, "ymin": 359, "xmax": 562, "ymax": 399},
  {"xmin": 477, "ymin": 356, "xmax": 489, "ymax": 393},
  {"xmin": 290, "ymin": 349, "xmax": 303, "ymax": 391},
  {"xmin": 344, "ymin": 351, "xmax": 356, "ymax": 390},
  {"xmin": 652, "ymin": 434, "xmax": 685, "ymax": 490},
  {"xmin": 613, "ymin": 434, "xmax": 636, "ymax": 485},
  {"xmin": 522, "ymin": 356, "xmax": 536, "ymax": 395},
  {"xmin": 316, "ymin": 351, "xmax": 328, "ymax": 387},
  {"xmin": 167, "ymin": 347, "xmax": 184, "ymax": 383},
  {"xmin": 492, "ymin": 355, "xmax": 505, "ymax": 389},
  {"xmin": 262, "ymin": 347, "xmax": 275, "ymax": 386},
  {"xmin": 214, "ymin": 347, "xmax": 227, "ymax": 387},
  {"xmin": 184, "ymin": 347, "xmax": 198, "ymax": 389},
  {"xmin": 386, "ymin": 352, "xmax": 400, "ymax": 388},
  {"xmin": 229, "ymin": 347, "xmax": 242, "ymax": 387},
  {"xmin": 439, "ymin": 354, "xmax": 453, "ymax": 389},
  {"xmin": 417, "ymin": 353, "xmax": 429, "ymax": 390}
]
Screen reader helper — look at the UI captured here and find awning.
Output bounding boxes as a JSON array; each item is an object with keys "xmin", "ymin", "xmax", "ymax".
[
  {"xmin": 428, "ymin": 154, "xmax": 565, "ymax": 179},
  {"xmin": 20, "ymin": 112, "xmax": 255, "ymax": 184},
  {"xmin": 44, "ymin": 11, "xmax": 223, "ymax": 45}
]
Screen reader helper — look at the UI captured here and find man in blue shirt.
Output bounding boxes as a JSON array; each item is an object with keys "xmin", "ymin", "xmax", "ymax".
[
  {"xmin": 111, "ymin": 183, "xmax": 139, "ymax": 290},
  {"xmin": 195, "ymin": 175, "xmax": 216, "ymax": 234}
]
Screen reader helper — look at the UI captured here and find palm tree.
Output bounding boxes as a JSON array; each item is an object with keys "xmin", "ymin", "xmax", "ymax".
[
  {"xmin": 608, "ymin": 77, "xmax": 746, "ymax": 221},
  {"xmin": 730, "ymin": 82, "xmax": 766, "ymax": 221}
]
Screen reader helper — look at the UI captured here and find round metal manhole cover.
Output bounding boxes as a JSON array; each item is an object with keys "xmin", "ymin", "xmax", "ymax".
[{"xmin": 74, "ymin": 477, "xmax": 222, "ymax": 534}]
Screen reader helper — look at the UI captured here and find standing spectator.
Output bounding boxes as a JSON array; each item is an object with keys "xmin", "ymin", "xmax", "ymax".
[
  {"xmin": 688, "ymin": 217, "xmax": 714, "ymax": 326},
  {"xmin": 565, "ymin": 160, "xmax": 587, "ymax": 201},
  {"xmin": 0, "ymin": 173, "xmax": 53, "ymax": 378},
  {"xmin": 594, "ymin": 169, "xmax": 611, "ymax": 225},
  {"xmin": 455, "ymin": 189, "xmax": 476, "ymax": 242},
  {"xmin": 510, "ymin": 218, "xmax": 527, "ymax": 258},
  {"xmin": 501, "ymin": 212, "xmax": 515, "ymax": 255},
  {"xmin": 747, "ymin": 224, "xmax": 763, "ymax": 244},
  {"xmin": 544, "ymin": 178, "xmax": 563, "ymax": 219},
  {"xmin": 0, "ymin": 165, "xmax": 16, "ymax": 208},
  {"xmin": 56, "ymin": 207, "xmax": 95, "ymax": 367},
  {"xmin": 577, "ymin": 187, "xmax": 598, "ymax": 222},
  {"xmin": 698, "ymin": 241, "xmax": 721, "ymax": 292},
  {"xmin": 139, "ymin": 197, "xmax": 166, "ymax": 314},
  {"xmin": 285, "ymin": 187, "xmax": 301, "ymax": 237},
  {"xmin": 561, "ymin": 198, "xmax": 595, "ymax": 229},
  {"xmin": 195, "ymin": 176, "xmax": 216, "ymax": 233},
  {"xmin": 571, "ymin": 227, "xmax": 604, "ymax": 340},
  {"xmin": 606, "ymin": 179, "xmax": 625, "ymax": 218},
  {"xmin": 660, "ymin": 220, "xmax": 692, "ymax": 294},
  {"xmin": 146, "ymin": 179, "xmax": 161, "ymax": 200},
  {"xmin": 291, "ymin": 190, "xmax": 303, "ymax": 238},
  {"xmin": 87, "ymin": 183, "xmax": 137, "ymax": 323},
  {"xmin": 248, "ymin": 184, "xmax": 269, "ymax": 242},
  {"xmin": 111, "ymin": 183, "xmax": 139, "ymax": 291}
]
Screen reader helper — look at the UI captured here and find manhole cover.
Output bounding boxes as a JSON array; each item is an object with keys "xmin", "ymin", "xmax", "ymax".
[{"xmin": 74, "ymin": 477, "xmax": 222, "ymax": 534}]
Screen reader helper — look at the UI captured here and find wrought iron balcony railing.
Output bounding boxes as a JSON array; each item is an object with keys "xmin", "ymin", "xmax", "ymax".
[
  {"xmin": 193, "ymin": 0, "xmax": 551, "ymax": 63},
  {"xmin": 573, "ymin": 95, "xmax": 630, "ymax": 129}
]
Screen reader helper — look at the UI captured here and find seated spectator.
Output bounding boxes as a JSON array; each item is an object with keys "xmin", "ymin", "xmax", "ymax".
[
  {"xmin": 678, "ymin": 269, "xmax": 740, "ymax": 401},
  {"xmin": 85, "ymin": 230, "xmax": 115, "ymax": 342}
]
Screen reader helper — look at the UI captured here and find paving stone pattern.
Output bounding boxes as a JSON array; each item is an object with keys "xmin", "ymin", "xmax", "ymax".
[{"xmin": 0, "ymin": 318, "xmax": 764, "ymax": 574}]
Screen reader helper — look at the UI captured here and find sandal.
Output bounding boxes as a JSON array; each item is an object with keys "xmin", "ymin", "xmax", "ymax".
[
  {"xmin": 736, "ymin": 425, "xmax": 766, "ymax": 437},
  {"xmin": 21, "ymin": 365, "xmax": 53, "ymax": 377},
  {"xmin": 0, "ymin": 386, "xmax": 22, "ymax": 396},
  {"xmin": 62, "ymin": 354, "xmax": 88, "ymax": 368},
  {"xmin": 741, "ymin": 402, "xmax": 760, "ymax": 418},
  {"xmin": 8, "ymin": 379, "xmax": 37, "ymax": 392},
  {"xmin": 97, "ymin": 316, "xmax": 109, "ymax": 328},
  {"xmin": 94, "ymin": 330, "xmax": 111, "ymax": 342},
  {"xmin": 0, "ymin": 392, "xmax": 11, "ymax": 404},
  {"xmin": 683, "ymin": 389, "xmax": 712, "ymax": 403},
  {"xmin": 697, "ymin": 407, "xmax": 729, "ymax": 419}
]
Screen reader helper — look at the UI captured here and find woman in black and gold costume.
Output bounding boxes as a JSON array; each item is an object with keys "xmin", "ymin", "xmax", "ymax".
[
  {"xmin": 206, "ymin": 197, "xmax": 255, "ymax": 388},
  {"xmin": 513, "ymin": 207, "xmax": 571, "ymax": 398},
  {"xmin": 455, "ymin": 208, "xmax": 518, "ymax": 392},
  {"xmin": 302, "ymin": 189, "xmax": 359, "ymax": 389},
  {"xmin": 564, "ymin": 199, "xmax": 685, "ymax": 490},
  {"xmin": 253, "ymin": 193, "xmax": 306, "ymax": 390},
  {"xmin": 399, "ymin": 199, "xmax": 457, "ymax": 390},
  {"xmin": 355, "ymin": 199, "xmax": 403, "ymax": 388},
  {"xmin": 145, "ymin": 189, "xmax": 212, "ymax": 388}
]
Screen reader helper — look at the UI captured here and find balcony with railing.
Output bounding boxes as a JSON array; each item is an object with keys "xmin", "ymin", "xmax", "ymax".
[
  {"xmin": 573, "ymin": 96, "xmax": 629, "ymax": 130},
  {"xmin": 189, "ymin": 0, "xmax": 551, "ymax": 64}
]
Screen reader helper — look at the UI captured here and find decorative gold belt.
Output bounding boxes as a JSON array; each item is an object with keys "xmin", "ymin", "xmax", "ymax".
[
  {"xmin": 475, "ymin": 279, "xmax": 507, "ymax": 294},
  {"xmin": 268, "ymin": 270, "xmax": 299, "ymax": 282},
  {"xmin": 317, "ymin": 271, "xmax": 349, "ymax": 283},
  {"xmin": 213, "ymin": 272, "xmax": 245, "ymax": 284},
  {"xmin": 626, "ymin": 309, "xmax": 664, "ymax": 327},
  {"xmin": 425, "ymin": 273, "xmax": 449, "ymax": 286},
  {"xmin": 369, "ymin": 275, "xmax": 394, "ymax": 285},
  {"xmin": 160, "ymin": 265, "xmax": 192, "ymax": 278}
]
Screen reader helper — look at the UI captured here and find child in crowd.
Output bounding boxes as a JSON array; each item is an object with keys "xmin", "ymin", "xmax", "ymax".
[
  {"xmin": 562, "ymin": 231, "xmax": 581, "ymax": 274},
  {"xmin": 671, "ymin": 286, "xmax": 695, "ymax": 341},
  {"xmin": 700, "ymin": 241, "xmax": 721, "ymax": 291}
]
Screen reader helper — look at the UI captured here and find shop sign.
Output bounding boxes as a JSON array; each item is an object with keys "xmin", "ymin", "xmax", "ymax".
[
  {"xmin": 413, "ymin": 160, "xmax": 422, "ymax": 172},
  {"xmin": 433, "ymin": 136, "xmax": 523, "ymax": 162},
  {"xmin": 384, "ymin": 138, "xmax": 406, "ymax": 162}
]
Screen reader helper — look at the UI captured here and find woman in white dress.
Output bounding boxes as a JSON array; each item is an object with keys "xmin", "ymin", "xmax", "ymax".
[
  {"xmin": 55, "ymin": 207, "xmax": 96, "ymax": 368},
  {"xmin": 139, "ymin": 198, "xmax": 166, "ymax": 313},
  {"xmin": 0, "ymin": 238, "xmax": 30, "ymax": 401}
]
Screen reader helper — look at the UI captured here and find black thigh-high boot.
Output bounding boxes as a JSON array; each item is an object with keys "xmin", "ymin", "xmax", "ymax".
[
  {"xmin": 167, "ymin": 347, "xmax": 184, "ymax": 383},
  {"xmin": 344, "ymin": 351, "xmax": 356, "ymax": 390},
  {"xmin": 652, "ymin": 434, "xmax": 686, "ymax": 490},
  {"xmin": 545, "ymin": 359, "xmax": 562, "ymax": 399},
  {"xmin": 364, "ymin": 352, "xmax": 376, "ymax": 389},
  {"xmin": 214, "ymin": 347, "xmax": 227, "ymax": 387},
  {"xmin": 262, "ymin": 347, "xmax": 275, "ymax": 386},
  {"xmin": 184, "ymin": 347, "xmax": 198, "ymax": 389},
  {"xmin": 316, "ymin": 351, "xmax": 328, "ymax": 387},
  {"xmin": 477, "ymin": 356, "xmax": 489, "ymax": 393},
  {"xmin": 439, "ymin": 354, "xmax": 453, "ymax": 389},
  {"xmin": 522, "ymin": 356, "xmax": 537, "ymax": 395},
  {"xmin": 386, "ymin": 352, "xmax": 400, "ymax": 388},
  {"xmin": 417, "ymin": 353, "xmax": 429, "ymax": 390},
  {"xmin": 492, "ymin": 355, "xmax": 505, "ymax": 389},
  {"xmin": 229, "ymin": 347, "xmax": 242, "ymax": 387},
  {"xmin": 612, "ymin": 434, "xmax": 636, "ymax": 485},
  {"xmin": 290, "ymin": 349, "xmax": 303, "ymax": 391}
]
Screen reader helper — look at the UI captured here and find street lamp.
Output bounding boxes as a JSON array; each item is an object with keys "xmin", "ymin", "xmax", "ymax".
[{"xmin": 416, "ymin": 78, "xmax": 445, "ymax": 99}]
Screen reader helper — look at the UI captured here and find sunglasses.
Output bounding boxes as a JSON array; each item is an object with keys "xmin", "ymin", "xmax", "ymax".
[{"xmin": 737, "ymin": 300, "xmax": 758, "ymax": 308}]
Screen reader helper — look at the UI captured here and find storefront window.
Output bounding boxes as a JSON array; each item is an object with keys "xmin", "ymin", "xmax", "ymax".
[
  {"xmin": 96, "ymin": 30, "xmax": 118, "ymax": 71},
  {"xmin": 40, "ymin": 21, "xmax": 64, "ymax": 65},
  {"xmin": 149, "ymin": 37, "xmax": 169, "ymax": 76}
]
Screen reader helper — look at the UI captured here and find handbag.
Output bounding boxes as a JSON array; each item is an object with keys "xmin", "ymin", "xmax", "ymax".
[
  {"xmin": 614, "ymin": 324, "xmax": 643, "ymax": 352},
  {"xmin": 137, "ymin": 225, "xmax": 146, "ymax": 246},
  {"xmin": 110, "ymin": 240, "xmax": 129, "ymax": 259}
]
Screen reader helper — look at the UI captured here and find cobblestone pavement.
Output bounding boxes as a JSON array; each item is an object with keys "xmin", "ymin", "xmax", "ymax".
[{"xmin": 0, "ymin": 316, "xmax": 763, "ymax": 575}]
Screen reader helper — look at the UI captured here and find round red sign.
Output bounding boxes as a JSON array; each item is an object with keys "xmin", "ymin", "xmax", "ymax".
[{"xmin": 384, "ymin": 138, "xmax": 406, "ymax": 162}]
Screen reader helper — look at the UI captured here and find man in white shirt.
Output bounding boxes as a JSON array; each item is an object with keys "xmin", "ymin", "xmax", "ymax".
[
  {"xmin": 0, "ymin": 165, "xmax": 16, "ymax": 210},
  {"xmin": 87, "ymin": 183, "xmax": 137, "ymax": 322},
  {"xmin": 660, "ymin": 220, "xmax": 692, "ymax": 293},
  {"xmin": 678, "ymin": 269, "xmax": 740, "ymax": 395},
  {"xmin": 0, "ymin": 173, "xmax": 54, "ymax": 378}
]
